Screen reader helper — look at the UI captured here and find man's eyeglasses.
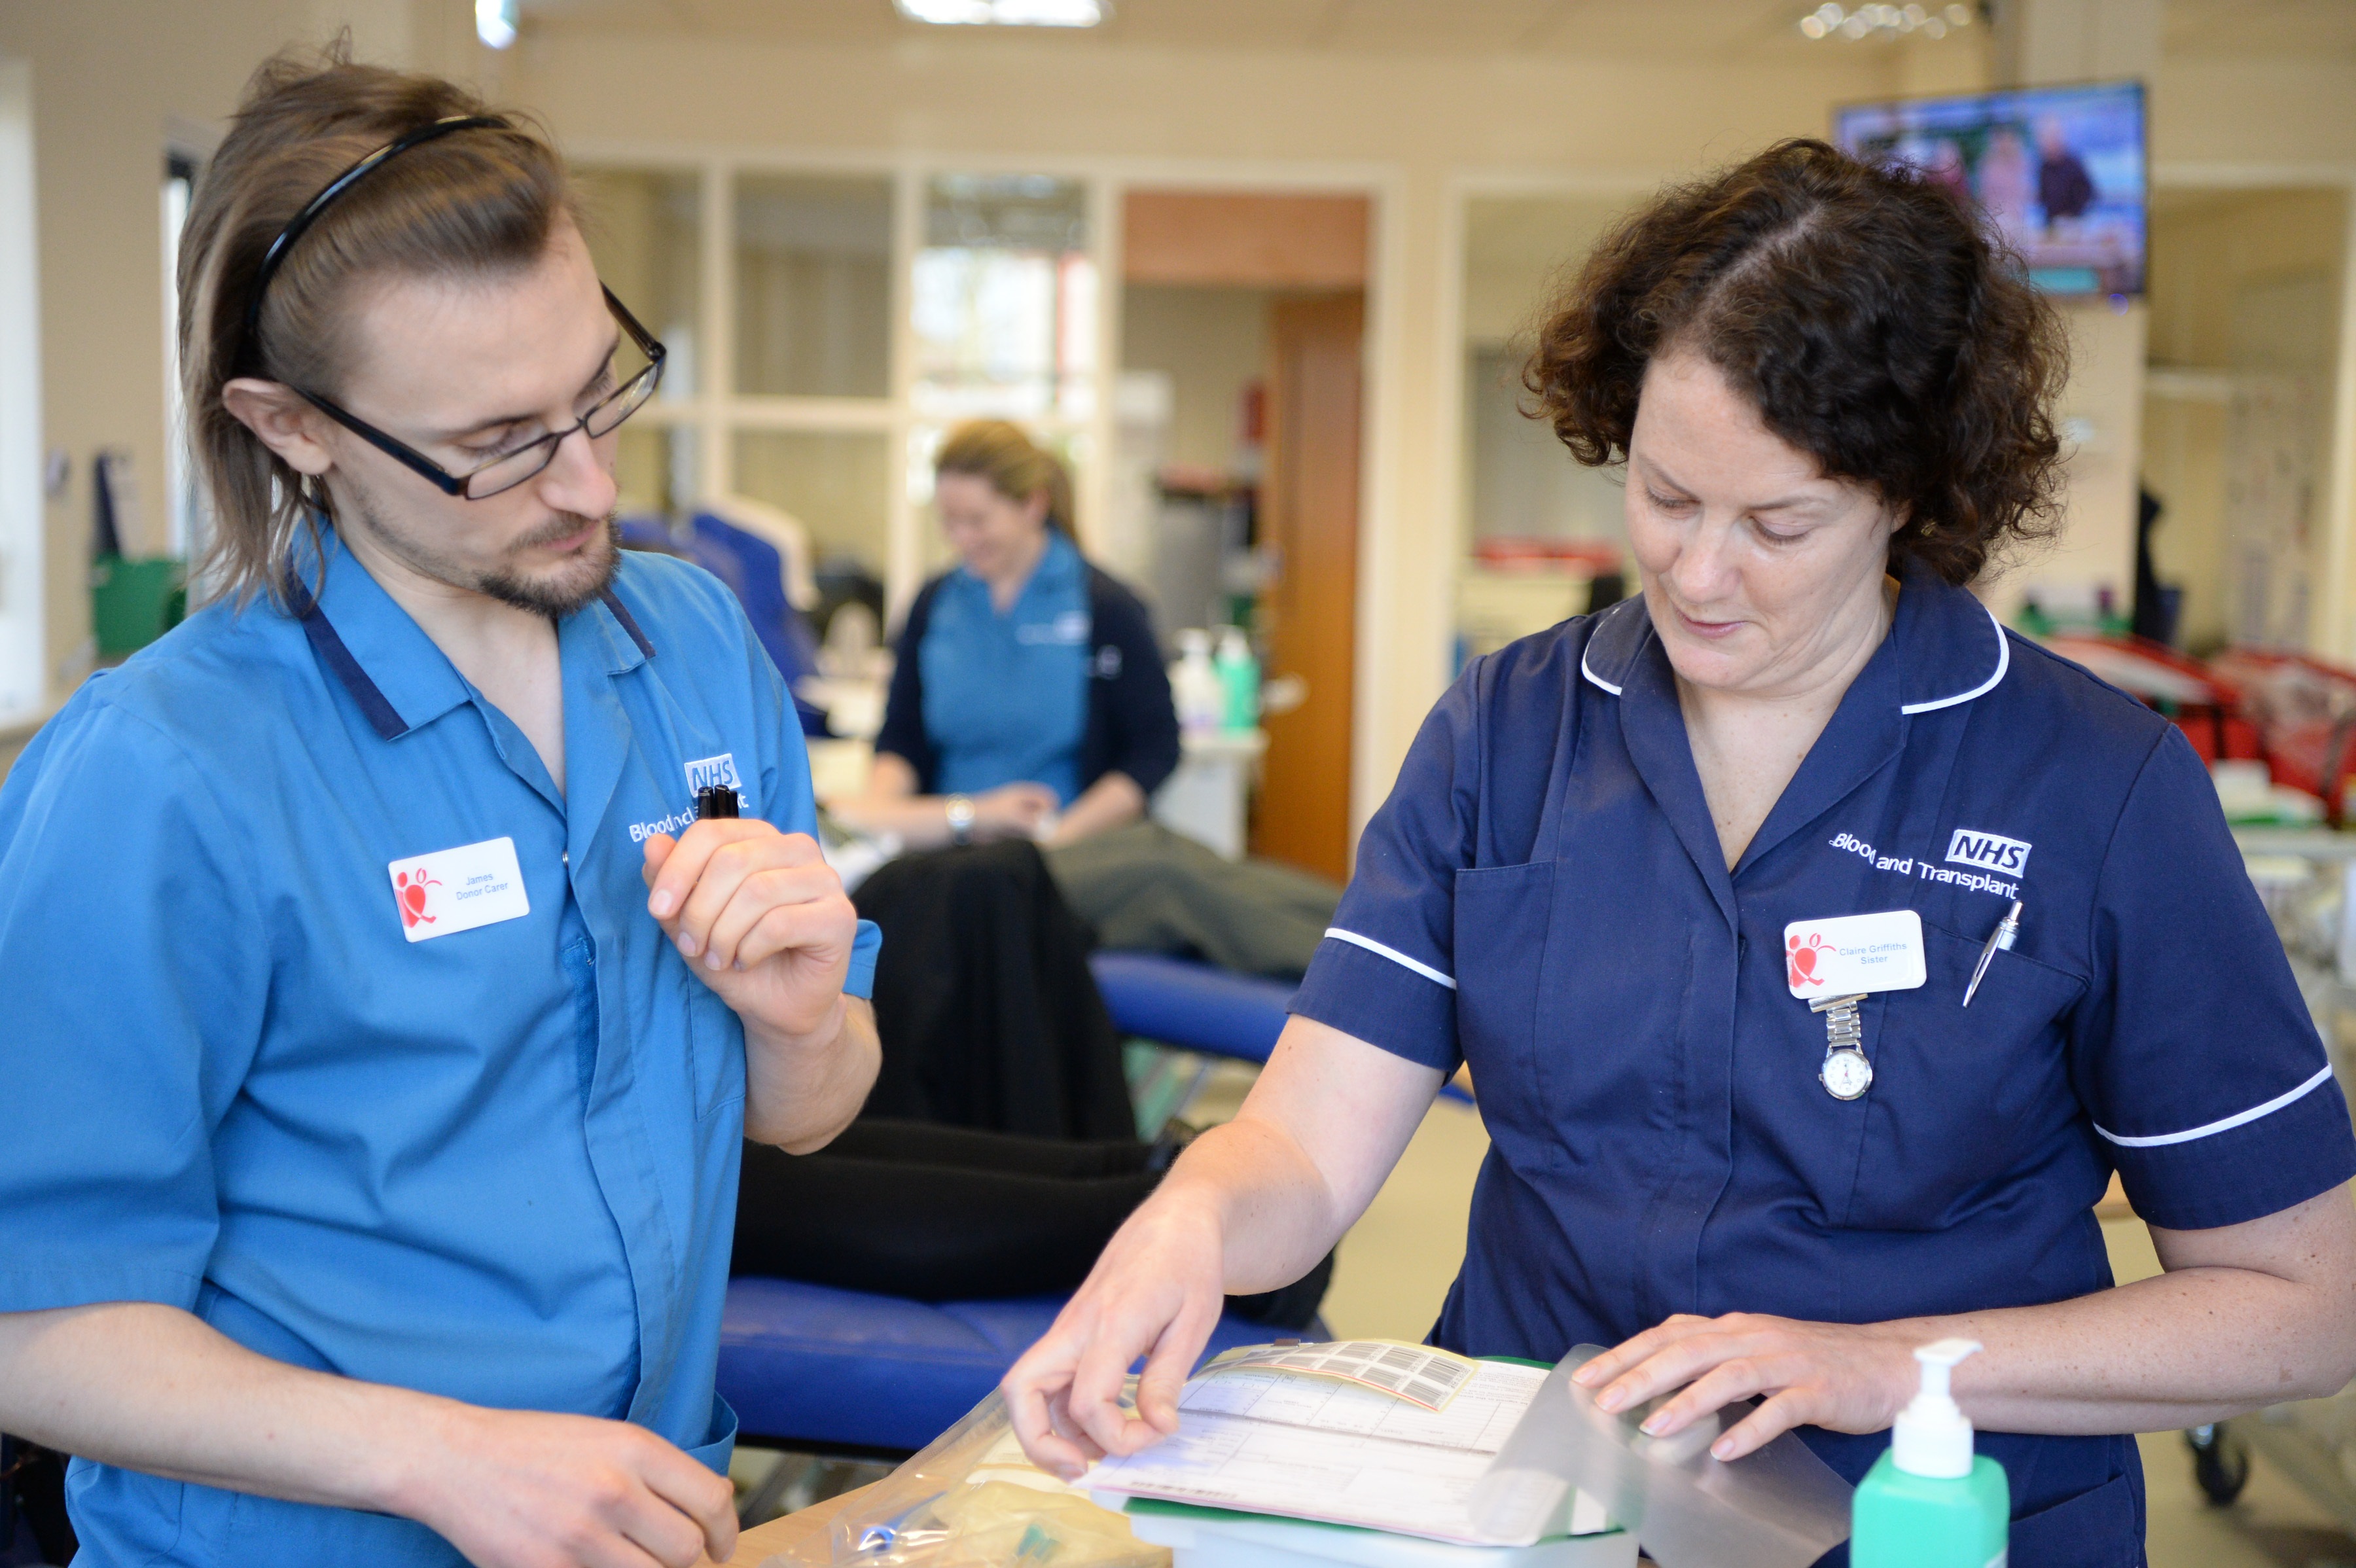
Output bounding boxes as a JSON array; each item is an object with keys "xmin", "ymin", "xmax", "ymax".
[{"xmin": 294, "ymin": 285, "xmax": 666, "ymax": 501}]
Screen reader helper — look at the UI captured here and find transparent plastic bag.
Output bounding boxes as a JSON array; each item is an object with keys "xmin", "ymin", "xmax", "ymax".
[{"xmin": 763, "ymin": 1391, "xmax": 1169, "ymax": 1568}]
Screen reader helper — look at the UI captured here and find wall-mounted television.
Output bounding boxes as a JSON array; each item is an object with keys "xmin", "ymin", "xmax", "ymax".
[{"xmin": 1833, "ymin": 80, "xmax": 2146, "ymax": 298}]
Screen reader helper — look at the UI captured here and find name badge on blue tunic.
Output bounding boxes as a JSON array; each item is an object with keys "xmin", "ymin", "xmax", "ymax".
[{"xmin": 388, "ymin": 836, "xmax": 530, "ymax": 942}]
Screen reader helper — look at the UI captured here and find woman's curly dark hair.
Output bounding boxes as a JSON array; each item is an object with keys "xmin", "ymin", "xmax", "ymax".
[{"xmin": 1523, "ymin": 138, "xmax": 2069, "ymax": 585}]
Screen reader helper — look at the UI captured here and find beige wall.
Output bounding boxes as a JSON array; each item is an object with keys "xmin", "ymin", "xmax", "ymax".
[
  {"xmin": 495, "ymin": 22, "xmax": 1922, "ymax": 823},
  {"xmin": 1461, "ymin": 194, "xmax": 1637, "ymax": 348},
  {"xmin": 1118, "ymin": 283, "xmax": 1270, "ymax": 478},
  {"xmin": 0, "ymin": 0, "xmax": 414, "ymax": 708},
  {"xmin": 2145, "ymin": 188, "xmax": 2349, "ymax": 652},
  {"xmin": 497, "ymin": 19, "xmax": 2356, "ymax": 815},
  {"xmin": 2003, "ymin": 302, "xmax": 2149, "ymax": 624},
  {"xmin": 2157, "ymin": 56, "xmax": 2356, "ymax": 170},
  {"xmin": 2147, "ymin": 60, "xmax": 2356, "ymax": 660},
  {"xmin": 7, "ymin": 2, "xmax": 2355, "ymax": 823}
]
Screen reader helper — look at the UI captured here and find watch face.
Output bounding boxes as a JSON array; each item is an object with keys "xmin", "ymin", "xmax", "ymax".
[{"xmin": 1821, "ymin": 1048, "xmax": 1873, "ymax": 1101}]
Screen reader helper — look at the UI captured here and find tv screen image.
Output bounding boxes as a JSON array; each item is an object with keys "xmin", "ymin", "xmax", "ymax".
[{"xmin": 1833, "ymin": 79, "xmax": 2146, "ymax": 298}]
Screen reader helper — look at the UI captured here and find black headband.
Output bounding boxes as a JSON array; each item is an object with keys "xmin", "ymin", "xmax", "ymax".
[{"xmin": 241, "ymin": 114, "xmax": 512, "ymax": 363}]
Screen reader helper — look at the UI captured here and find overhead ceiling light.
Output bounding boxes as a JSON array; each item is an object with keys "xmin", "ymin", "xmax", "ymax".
[
  {"xmin": 895, "ymin": 0, "xmax": 1107, "ymax": 26},
  {"xmin": 1798, "ymin": 2, "xmax": 1971, "ymax": 39},
  {"xmin": 475, "ymin": 0, "xmax": 518, "ymax": 49}
]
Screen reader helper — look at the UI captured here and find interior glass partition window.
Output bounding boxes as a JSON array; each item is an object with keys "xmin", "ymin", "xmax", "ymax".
[
  {"xmin": 613, "ymin": 424, "xmax": 698, "ymax": 520},
  {"xmin": 734, "ymin": 175, "xmax": 892, "ymax": 400},
  {"xmin": 575, "ymin": 169, "xmax": 703, "ymax": 520},
  {"xmin": 0, "ymin": 57, "xmax": 39, "ymax": 723},
  {"xmin": 567, "ymin": 162, "xmax": 1106, "ymax": 609},
  {"xmin": 914, "ymin": 174, "xmax": 1095, "ymax": 423},
  {"xmin": 575, "ymin": 169, "xmax": 702, "ymax": 389},
  {"xmin": 162, "ymin": 152, "xmax": 203, "ymax": 563}
]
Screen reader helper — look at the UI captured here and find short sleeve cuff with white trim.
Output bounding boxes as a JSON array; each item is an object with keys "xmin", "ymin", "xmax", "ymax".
[
  {"xmin": 2075, "ymin": 726, "xmax": 2356, "ymax": 1233},
  {"xmin": 1291, "ymin": 929, "xmax": 1461, "ymax": 1073},
  {"xmin": 2106, "ymin": 1065, "xmax": 2355, "ymax": 1232}
]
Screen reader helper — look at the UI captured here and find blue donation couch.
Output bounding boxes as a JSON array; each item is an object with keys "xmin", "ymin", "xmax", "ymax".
[{"xmin": 716, "ymin": 954, "xmax": 1329, "ymax": 1453}]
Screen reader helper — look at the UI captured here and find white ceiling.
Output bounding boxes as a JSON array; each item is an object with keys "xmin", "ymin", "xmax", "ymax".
[
  {"xmin": 518, "ymin": 0, "xmax": 2356, "ymax": 61},
  {"xmin": 520, "ymin": 0, "xmax": 1877, "ymax": 59}
]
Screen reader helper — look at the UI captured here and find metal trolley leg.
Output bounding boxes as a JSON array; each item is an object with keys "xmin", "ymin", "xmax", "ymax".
[{"xmin": 2186, "ymin": 1421, "xmax": 2251, "ymax": 1506}]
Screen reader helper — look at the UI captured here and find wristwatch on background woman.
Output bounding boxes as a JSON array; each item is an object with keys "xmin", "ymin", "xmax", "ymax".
[{"xmin": 944, "ymin": 794, "xmax": 975, "ymax": 846}]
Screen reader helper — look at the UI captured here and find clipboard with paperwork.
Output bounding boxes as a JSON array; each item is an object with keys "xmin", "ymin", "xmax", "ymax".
[
  {"xmin": 1084, "ymin": 1343, "xmax": 1616, "ymax": 1548},
  {"xmin": 1086, "ymin": 1339, "xmax": 1854, "ymax": 1568}
]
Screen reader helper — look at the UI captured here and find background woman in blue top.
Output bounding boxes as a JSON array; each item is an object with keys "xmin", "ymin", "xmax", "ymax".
[
  {"xmin": 837, "ymin": 420, "xmax": 1179, "ymax": 849},
  {"xmin": 1003, "ymin": 141, "xmax": 2356, "ymax": 1561}
]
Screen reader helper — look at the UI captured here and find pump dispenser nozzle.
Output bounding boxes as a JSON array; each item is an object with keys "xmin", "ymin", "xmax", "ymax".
[
  {"xmin": 1890, "ymin": 1339, "xmax": 1981, "ymax": 1481},
  {"xmin": 1854, "ymin": 1338, "xmax": 2007, "ymax": 1565}
]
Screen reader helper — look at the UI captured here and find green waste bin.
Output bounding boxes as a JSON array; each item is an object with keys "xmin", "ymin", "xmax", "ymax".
[{"xmin": 90, "ymin": 555, "xmax": 187, "ymax": 656}]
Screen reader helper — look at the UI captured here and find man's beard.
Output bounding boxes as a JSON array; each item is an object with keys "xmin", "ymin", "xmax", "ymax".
[
  {"xmin": 478, "ymin": 512, "xmax": 622, "ymax": 617},
  {"xmin": 340, "ymin": 472, "xmax": 620, "ymax": 619}
]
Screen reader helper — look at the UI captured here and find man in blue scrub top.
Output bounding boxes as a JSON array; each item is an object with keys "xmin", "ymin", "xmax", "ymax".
[
  {"xmin": 1003, "ymin": 142, "xmax": 2356, "ymax": 1563},
  {"xmin": 0, "ymin": 57, "xmax": 879, "ymax": 1568}
]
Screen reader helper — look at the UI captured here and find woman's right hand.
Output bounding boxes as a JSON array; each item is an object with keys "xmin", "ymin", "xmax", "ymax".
[
  {"xmin": 1002, "ymin": 1018, "xmax": 1447, "ymax": 1480},
  {"xmin": 1001, "ymin": 1186, "xmax": 1230, "ymax": 1478},
  {"xmin": 971, "ymin": 782, "xmax": 1060, "ymax": 841}
]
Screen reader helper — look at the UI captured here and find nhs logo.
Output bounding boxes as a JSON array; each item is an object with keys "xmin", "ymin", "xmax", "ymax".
[
  {"xmin": 1016, "ymin": 610, "xmax": 1092, "ymax": 647},
  {"xmin": 1946, "ymin": 827, "xmax": 2031, "ymax": 876},
  {"xmin": 685, "ymin": 752, "xmax": 743, "ymax": 795}
]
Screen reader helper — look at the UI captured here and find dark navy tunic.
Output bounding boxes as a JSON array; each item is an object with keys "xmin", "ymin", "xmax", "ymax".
[{"xmin": 1292, "ymin": 563, "xmax": 2356, "ymax": 1565}]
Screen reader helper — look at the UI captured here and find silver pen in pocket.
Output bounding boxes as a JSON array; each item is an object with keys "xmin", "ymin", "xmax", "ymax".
[{"xmin": 1962, "ymin": 899, "xmax": 2023, "ymax": 1007}]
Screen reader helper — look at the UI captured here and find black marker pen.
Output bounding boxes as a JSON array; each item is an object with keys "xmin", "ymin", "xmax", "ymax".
[{"xmin": 695, "ymin": 785, "xmax": 739, "ymax": 821}]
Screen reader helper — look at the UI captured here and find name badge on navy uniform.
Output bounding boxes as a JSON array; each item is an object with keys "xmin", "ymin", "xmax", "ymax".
[{"xmin": 1785, "ymin": 910, "xmax": 1926, "ymax": 1101}]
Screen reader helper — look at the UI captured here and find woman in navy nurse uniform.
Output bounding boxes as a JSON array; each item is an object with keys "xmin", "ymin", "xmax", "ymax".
[{"xmin": 1001, "ymin": 141, "xmax": 2356, "ymax": 1563}]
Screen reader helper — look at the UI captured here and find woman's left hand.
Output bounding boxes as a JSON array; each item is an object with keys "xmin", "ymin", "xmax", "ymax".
[{"xmin": 1571, "ymin": 1312, "xmax": 1922, "ymax": 1461}]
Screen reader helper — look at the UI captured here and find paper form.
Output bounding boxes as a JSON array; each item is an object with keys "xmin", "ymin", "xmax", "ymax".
[{"xmin": 1086, "ymin": 1359, "xmax": 1552, "ymax": 1544}]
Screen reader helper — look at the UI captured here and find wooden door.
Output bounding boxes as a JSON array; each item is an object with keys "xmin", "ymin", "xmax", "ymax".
[{"xmin": 1253, "ymin": 292, "xmax": 1363, "ymax": 882}]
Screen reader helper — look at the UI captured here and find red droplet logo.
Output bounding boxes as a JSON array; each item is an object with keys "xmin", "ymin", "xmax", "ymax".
[
  {"xmin": 1787, "ymin": 932, "xmax": 1829, "ymax": 988},
  {"xmin": 395, "ymin": 868, "xmax": 440, "ymax": 929}
]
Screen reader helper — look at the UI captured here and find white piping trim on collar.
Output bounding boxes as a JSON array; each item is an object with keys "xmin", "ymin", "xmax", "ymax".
[
  {"xmin": 1579, "ymin": 643, "xmax": 1623, "ymax": 696},
  {"xmin": 1899, "ymin": 603, "xmax": 2010, "ymax": 715},
  {"xmin": 1323, "ymin": 928, "xmax": 1458, "ymax": 991},
  {"xmin": 1579, "ymin": 599, "xmax": 1632, "ymax": 696},
  {"xmin": 1578, "ymin": 600, "xmax": 2008, "ymax": 711},
  {"xmin": 2094, "ymin": 1064, "xmax": 2334, "ymax": 1149}
]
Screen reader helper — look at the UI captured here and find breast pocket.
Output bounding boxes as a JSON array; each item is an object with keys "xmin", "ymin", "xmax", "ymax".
[
  {"xmin": 1843, "ymin": 918, "xmax": 2088, "ymax": 1230},
  {"xmin": 1454, "ymin": 861, "xmax": 1556, "ymax": 1145},
  {"xmin": 1455, "ymin": 859, "xmax": 1697, "ymax": 1175},
  {"xmin": 683, "ymin": 977, "xmax": 747, "ymax": 1124}
]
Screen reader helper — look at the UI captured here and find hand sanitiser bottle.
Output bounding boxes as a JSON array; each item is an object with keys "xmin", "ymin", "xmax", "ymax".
[
  {"xmin": 1171, "ymin": 630, "xmax": 1225, "ymax": 738},
  {"xmin": 1851, "ymin": 1339, "xmax": 2009, "ymax": 1568}
]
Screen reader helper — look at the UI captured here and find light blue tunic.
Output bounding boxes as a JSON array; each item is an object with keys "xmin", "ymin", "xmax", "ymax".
[
  {"xmin": 0, "ymin": 529, "xmax": 878, "ymax": 1565},
  {"xmin": 919, "ymin": 531, "xmax": 1091, "ymax": 805}
]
